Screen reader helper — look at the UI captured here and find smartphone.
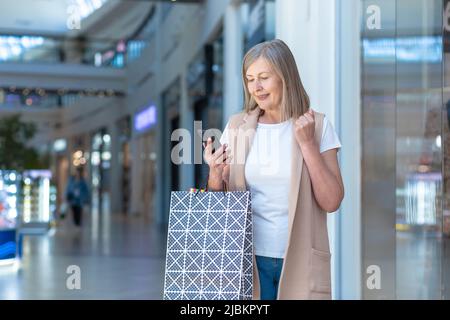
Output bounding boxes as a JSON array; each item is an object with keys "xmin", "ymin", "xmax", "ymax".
[
  {"xmin": 202, "ymin": 135, "xmax": 217, "ymax": 154},
  {"xmin": 210, "ymin": 136, "xmax": 216, "ymax": 153}
]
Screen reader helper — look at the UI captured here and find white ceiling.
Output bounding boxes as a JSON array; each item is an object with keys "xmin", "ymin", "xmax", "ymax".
[
  {"xmin": 0, "ymin": 0, "xmax": 111, "ymax": 36},
  {"xmin": 0, "ymin": 0, "xmax": 157, "ymax": 42}
]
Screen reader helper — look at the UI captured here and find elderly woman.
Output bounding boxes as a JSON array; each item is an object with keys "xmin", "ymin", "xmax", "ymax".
[{"xmin": 204, "ymin": 39, "xmax": 344, "ymax": 300}]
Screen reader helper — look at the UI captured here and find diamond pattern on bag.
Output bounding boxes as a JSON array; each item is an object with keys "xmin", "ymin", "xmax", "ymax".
[
  {"xmin": 222, "ymin": 272, "xmax": 240, "ymax": 292},
  {"xmin": 204, "ymin": 231, "xmax": 224, "ymax": 251},
  {"xmin": 222, "ymin": 251, "xmax": 243, "ymax": 271},
  {"xmin": 203, "ymin": 253, "xmax": 222, "ymax": 271},
  {"xmin": 207, "ymin": 212, "xmax": 228, "ymax": 230},
  {"xmin": 170, "ymin": 192, "xmax": 191, "ymax": 211},
  {"xmin": 168, "ymin": 212, "xmax": 189, "ymax": 230},
  {"xmin": 209, "ymin": 193, "xmax": 227, "ymax": 211},
  {"xmin": 185, "ymin": 273, "xmax": 202, "ymax": 292},
  {"xmin": 167, "ymin": 231, "xmax": 186, "ymax": 251},
  {"xmin": 165, "ymin": 271, "xmax": 183, "ymax": 292},
  {"xmin": 190, "ymin": 192, "xmax": 209, "ymax": 211},
  {"xmin": 164, "ymin": 191, "xmax": 252, "ymax": 300},
  {"xmin": 225, "ymin": 232, "xmax": 244, "ymax": 250},
  {"xmin": 185, "ymin": 252, "xmax": 204, "ymax": 271},
  {"xmin": 186, "ymin": 232, "xmax": 204, "ymax": 251},
  {"xmin": 188, "ymin": 212, "xmax": 208, "ymax": 231},
  {"xmin": 166, "ymin": 252, "xmax": 184, "ymax": 272},
  {"xmin": 228, "ymin": 192, "xmax": 250, "ymax": 210}
]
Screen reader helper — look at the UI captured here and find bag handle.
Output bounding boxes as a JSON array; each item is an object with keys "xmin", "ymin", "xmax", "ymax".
[{"xmin": 193, "ymin": 173, "xmax": 228, "ymax": 197}]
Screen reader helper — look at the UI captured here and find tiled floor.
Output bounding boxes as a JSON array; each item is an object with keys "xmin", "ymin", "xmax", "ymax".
[
  {"xmin": 3, "ymin": 210, "xmax": 450, "ymax": 300},
  {"xmin": 0, "ymin": 210, "xmax": 168, "ymax": 299}
]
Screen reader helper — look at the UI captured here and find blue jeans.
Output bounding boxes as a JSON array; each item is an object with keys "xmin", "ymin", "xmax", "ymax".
[{"xmin": 255, "ymin": 255, "xmax": 284, "ymax": 300}]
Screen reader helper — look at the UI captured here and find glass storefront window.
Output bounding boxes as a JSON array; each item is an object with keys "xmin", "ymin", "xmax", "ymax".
[
  {"xmin": 0, "ymin": 34, "xmax": 149, "ymax": 67},
  {"xmin": 90, "ymin": 129, "xmax": 110, "ymax": 215},
  {"xmin": 361, "ymin": 0, "xmax": 449, "ymax": 299},
  {"xmin": 244, "ymin": 0, "xmax": 275, "ymax": 52}
]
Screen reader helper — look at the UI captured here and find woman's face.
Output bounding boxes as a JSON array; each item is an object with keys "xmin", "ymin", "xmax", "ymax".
[{"xmin": 246, "ymin": 57, "xmax": 283, "ymax": 112}]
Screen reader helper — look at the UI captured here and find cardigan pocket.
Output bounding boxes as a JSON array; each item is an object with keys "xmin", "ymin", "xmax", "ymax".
[{"xmin": 309, "ymin": 248, "xmax": 332, "ymax": 294}]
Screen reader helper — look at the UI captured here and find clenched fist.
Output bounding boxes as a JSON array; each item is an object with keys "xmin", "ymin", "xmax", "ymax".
[{"xmin": 294, "ymin": 108, "xmax": 316, "ymax": 148}]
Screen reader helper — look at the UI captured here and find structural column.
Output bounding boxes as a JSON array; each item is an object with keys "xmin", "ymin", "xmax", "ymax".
[
  {"xmin": 276, "ymin": 0, "xmax": 336, "ymax": 119},
  {"xmin": 179, "ymin": 70, "xmax": 194, "ymax": 192},
  {"xmin": 108, "ymin": 121, "xmax": 121, "ymax": 214},
  {"xmin": 223, "ymin": 0, "xmax": 244, "ymax": 127}
]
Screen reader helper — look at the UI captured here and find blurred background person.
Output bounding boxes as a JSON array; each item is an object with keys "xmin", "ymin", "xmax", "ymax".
[{"xmin": 65, "ymin": 167, "xmax": 90, "ymax": 228}]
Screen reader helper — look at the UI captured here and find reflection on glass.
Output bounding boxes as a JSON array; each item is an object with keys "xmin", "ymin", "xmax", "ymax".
[
  {"xmin": 363, "ymin": 36, "xmax": 442, "ymax": 63},
  {"xmin": 361, "ymin": 0, "xmax": 397, "ymax": 299},
  {"xmin": 395, "ymin": 0, "xmax": 443, "ymax": 300},
  {"xmin": 362, "ymin": 0, "xmax": 448, "ymax": 299},
  {"xmin": 405, "ymin": 173, "xmax": 441, "ymax": 226}
]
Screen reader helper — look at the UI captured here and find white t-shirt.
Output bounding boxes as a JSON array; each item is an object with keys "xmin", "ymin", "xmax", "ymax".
[{"xmin": 220, "ymin": 116, "xmax": 342, "ymax": 258}]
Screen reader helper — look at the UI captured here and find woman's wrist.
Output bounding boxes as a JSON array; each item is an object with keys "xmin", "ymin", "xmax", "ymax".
[
  {"xmin": 208, "ymin": 168, "xmax": 223, "ymax": 190},
  {"xmin": 299, "ymin": 139, "xmax": 318, "ymax": 152}
]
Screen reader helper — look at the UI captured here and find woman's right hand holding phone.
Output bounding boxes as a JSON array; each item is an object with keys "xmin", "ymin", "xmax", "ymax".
[{"xmin": 203, "ymin": 137, "xmax": 232, "ymax": 190}]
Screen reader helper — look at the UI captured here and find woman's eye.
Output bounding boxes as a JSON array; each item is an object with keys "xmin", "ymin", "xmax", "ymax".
[
  {"xmin": 260, "ymin": 77, "xmax": 268, "ymax": 80},
  {"xmin": 247, "ymin": 79, "xmax": 254, "ymax": 82}
]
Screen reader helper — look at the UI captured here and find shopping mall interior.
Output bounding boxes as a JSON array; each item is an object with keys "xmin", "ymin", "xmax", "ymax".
[{"xmin": 0, "ymin": 0, "xmax": 450, "ymax": 300}]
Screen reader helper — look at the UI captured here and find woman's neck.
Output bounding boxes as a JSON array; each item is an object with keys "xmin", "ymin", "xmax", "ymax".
[{"xmin": 258, "ymin": 108, "xmax": 282, "ymax": 124}]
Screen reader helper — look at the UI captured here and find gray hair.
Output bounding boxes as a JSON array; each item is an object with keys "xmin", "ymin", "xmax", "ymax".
[{"xmin": 242, "ymin": 39, "xmax": 310, "ymax": 120}]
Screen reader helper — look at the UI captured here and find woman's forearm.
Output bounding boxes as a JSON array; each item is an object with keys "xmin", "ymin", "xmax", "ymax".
[{"xmin": 299, "ymin": 141, "xmax": 343, "ymax": 212}]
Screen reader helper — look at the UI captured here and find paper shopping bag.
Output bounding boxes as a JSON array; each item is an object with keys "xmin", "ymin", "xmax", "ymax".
[{"xmin": 163, "ymin": 190, "xmax": 252, "ymax": 300}]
